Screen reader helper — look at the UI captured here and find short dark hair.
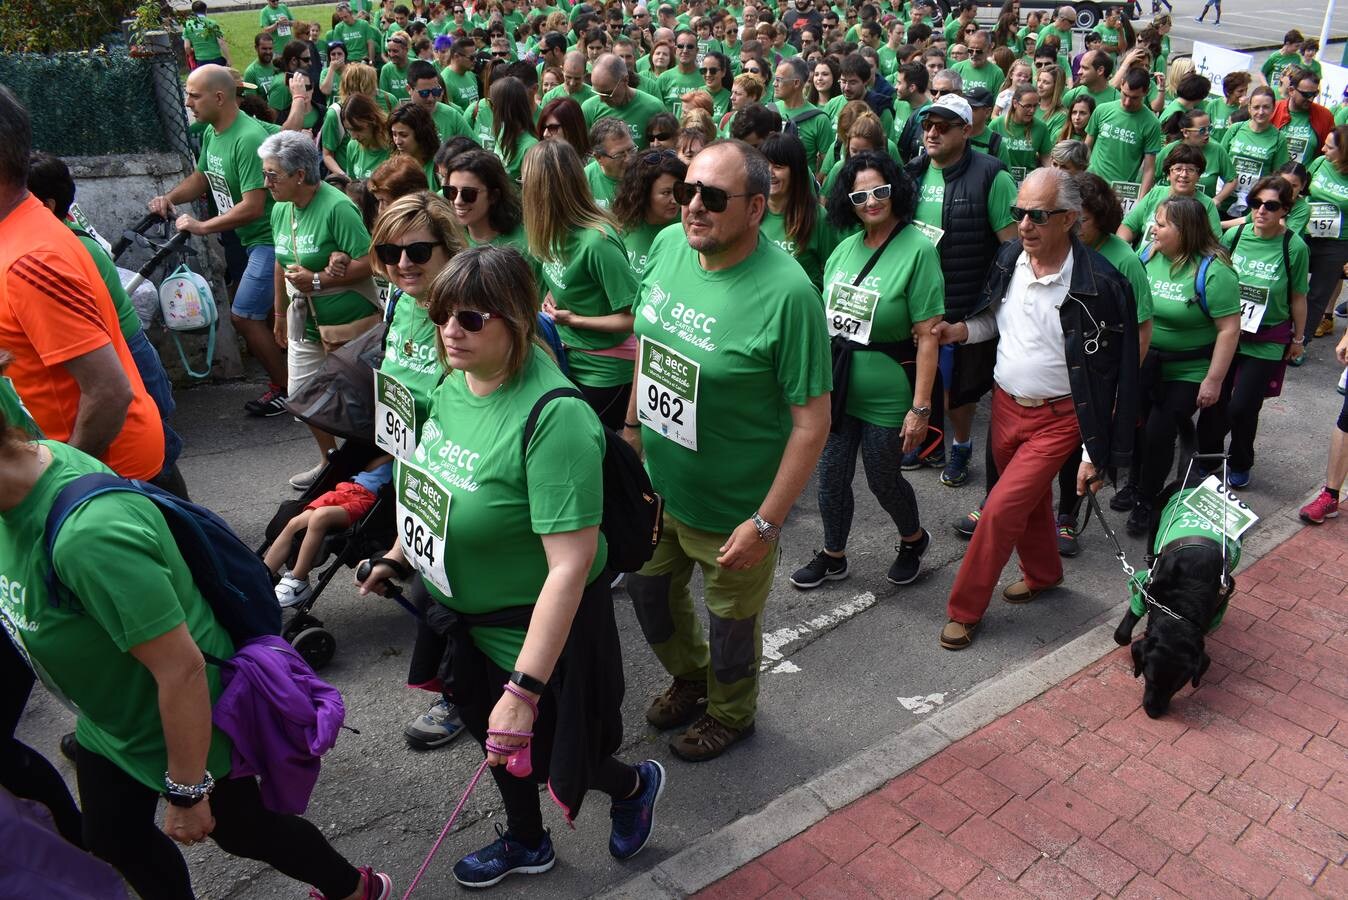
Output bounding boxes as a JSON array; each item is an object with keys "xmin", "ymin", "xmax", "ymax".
[
  {"xmin": 729, "ymin": 103, "xmax": 783, "ymax": 141},
  {"xmin": 898, "ymin": 61, "xmax": 929, "ymax": 94},
  {"xmin": 1163, "ymin": 142, "xmax": 1206, "ymax": 175},
  {"xmin": 541, "ymin": 31, "xmax": 568, "ymax": 54},
  {"xmin": 1075, "ymin": 172, "xmax": 1124, "ymax": 235},
  {"xmin": 839, "ymin": 53, "xmax": 872, "ymax": 82},
  {"xmin": 26, "ymin": 151, "xmax": 75, "ymax": 219},
  {"xmin": 1121, "ymin": 67, "xmax": 1150, "ymax": 92},
  {"xmin": 0, "ymin": 85, "xmax": 32, "ymax": 187},
  {"xmin": 1176, "ymin": 72, "xmax": 1212, "ymax": 102},
  {"xmin": 254, "ymin": 31, "xmax": 273, "ymax": 48},
  {"xmin": 1247, "ymin": 174, "xmax": 1293, "ymax": 209},
  {"xmin": 407, "ymin": 59, "xmax": 439, "ymax": 85},
  {"xmin": 825, "ymin": 150, "xmax": 914, "ymax": 232}
]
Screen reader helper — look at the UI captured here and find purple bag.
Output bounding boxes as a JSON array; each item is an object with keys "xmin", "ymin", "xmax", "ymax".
[
  {"xmin": 0, "ymin": 786, "xmax": 127, "ymax": 899},
  {"xmin": 211, "ymin": 636, "xmax": 346, "ymax": 815}
]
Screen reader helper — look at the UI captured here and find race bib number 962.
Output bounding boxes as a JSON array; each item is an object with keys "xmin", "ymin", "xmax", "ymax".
[{"xmin": 636, "ymin": 336, "xmax": 699, "ymax": 450}]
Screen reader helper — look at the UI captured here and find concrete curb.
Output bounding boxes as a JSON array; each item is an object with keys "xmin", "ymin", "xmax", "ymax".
[{"xmin": 596, "ymin": 496, "xmax": 1315, "ymax": 900}]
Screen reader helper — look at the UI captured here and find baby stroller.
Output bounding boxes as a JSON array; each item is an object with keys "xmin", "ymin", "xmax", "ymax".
[{"xmin": 257, "ymin": 319, "xmax": 399, "ymax": 670}]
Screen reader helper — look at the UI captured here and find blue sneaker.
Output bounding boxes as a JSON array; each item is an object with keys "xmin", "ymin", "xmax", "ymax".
[
  {"xmin": 452, "ymin": 824, "xmax": 555, "ymax": 888},
  {"xmin": 940, "ymin": 441, "xmax": 973, "ymax": 487},
  {"xmin": 900, "ymin": 448, "xmax": 925, "ymax": 470},
  {"xmin": 609, "ymin": 759, "xmax": 666, "ymax": 860},
  {"xmin": 1228, "ymin": 470, "xmax": 1250, "ymax": 490},
  {"xmin": 1335, "ymin": 300, "xmax": 1347, "ymax": 317}
]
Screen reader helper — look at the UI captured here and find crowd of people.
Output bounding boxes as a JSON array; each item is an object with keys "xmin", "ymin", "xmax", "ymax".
[{"xmin": 4, "ymin": 0, "xmax": 1348, "ymax": 896}]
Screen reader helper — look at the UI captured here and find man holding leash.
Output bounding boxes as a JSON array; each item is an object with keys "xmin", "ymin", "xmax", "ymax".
[{"xmin": 934, "ymin": 167, "xmax": 1139, "ymax": 650}]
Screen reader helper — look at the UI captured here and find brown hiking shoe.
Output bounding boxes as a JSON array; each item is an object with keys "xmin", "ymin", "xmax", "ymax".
[
  {"xmin": 669, "ymin": 714, "xmax": 755, "ymax": 762},
  {"xmin": 645, "ymin": 677, "xmax": 707, "ymax": 730}
]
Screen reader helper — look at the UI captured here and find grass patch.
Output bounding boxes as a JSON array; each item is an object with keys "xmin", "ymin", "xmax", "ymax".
[{"xmin": 208, "ymin": 3, "xmax": 337, "ymax": 65}]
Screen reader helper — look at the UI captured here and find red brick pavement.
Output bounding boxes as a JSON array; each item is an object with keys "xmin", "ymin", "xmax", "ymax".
[{"xmin": 695, "ymin": 518, "xmax": 1348, "ymax": 899}]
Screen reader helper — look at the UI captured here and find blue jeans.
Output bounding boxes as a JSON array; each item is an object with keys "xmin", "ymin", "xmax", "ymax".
[
  {"xmin": 126, "ymin": 329, "xmax": 182, "ymax": 469},
  {"xmin": 231, "ymin": 243, "xmax": 277, "ymax": 320}
]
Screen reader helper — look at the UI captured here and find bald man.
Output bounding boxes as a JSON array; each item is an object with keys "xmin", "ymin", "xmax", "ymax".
[
  {"xmin": 540, "ymin": 50, "xmax": 594, "ymax": 107},
  {"xmin": 149, "ymin": 65, "xmax": 287, "ymax": 416},
  {"xmin": 582, "ymin": 53, "xmax": 667, "ymax": 147}
]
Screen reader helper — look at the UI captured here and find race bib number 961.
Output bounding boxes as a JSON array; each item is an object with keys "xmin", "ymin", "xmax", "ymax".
[
  {"xmin": 374, "ymin": 370, "xmax": 417, "ymax": 460},
  {"xmin": 395, "ymin": 460, "xmax": 452, "ymax": 596},
  {"xmin": 636, "ymin": 336, "xmax": 699, "ymax": 450}
]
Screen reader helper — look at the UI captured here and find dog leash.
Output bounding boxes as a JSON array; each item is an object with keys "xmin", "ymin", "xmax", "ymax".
[{"xmin": 401, "ymin": 683, "xmax": 539, "ymax": 899}]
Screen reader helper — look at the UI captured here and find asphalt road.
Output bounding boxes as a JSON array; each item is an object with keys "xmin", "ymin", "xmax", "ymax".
[{"xmin": 16, "ymin": 313, "xmax": 1347, "ymax": 898}]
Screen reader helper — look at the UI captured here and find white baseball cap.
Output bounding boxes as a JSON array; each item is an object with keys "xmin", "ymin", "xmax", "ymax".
[{"xmin": 921, "ymin": 94, "xmax": 973, "ymax": 126}]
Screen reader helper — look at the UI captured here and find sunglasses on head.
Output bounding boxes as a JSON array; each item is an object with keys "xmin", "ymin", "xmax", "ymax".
[
  {"xmin": 848, "ymin": 184, "xmax": 892, "ymax": 206},
  {"xmin": 1250, "ymin": 198, "xmax": 1286, "ymax": 212},
  {"xmin": 1009, "ymin": 206, "xmax": 1067, "ymax": 225},
  {"xmin": 416, "ymin": 86, "xmax": 444, "ymax": 98},
  {"xmin": 672, "ymin": 180, "xmax": 752, "ymax": 212},
  {"xmin": 441, "ymin": 184, "xmax": 481, "ymax": 203},
  {"xmin": 374, "ymin": 241, "xmax": 438, "ymax": 264},
  {"xmin": 428, "ymin": 308, "xmax": 499, "ymax": 331}
]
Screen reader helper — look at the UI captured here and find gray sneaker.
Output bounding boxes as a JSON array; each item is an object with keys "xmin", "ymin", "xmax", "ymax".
[
  {"xmin": 289, "ymin": 461, "xmax": 326, "ymax": 491},
  {"xmin": 404, "ymin": 698, "xmax": 465, "ymax": 750}
]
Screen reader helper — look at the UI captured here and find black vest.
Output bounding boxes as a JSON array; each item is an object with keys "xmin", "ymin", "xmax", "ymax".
[{"xmin": 906, "ymin": 147, "xmax": 1009, "ymax": 321}]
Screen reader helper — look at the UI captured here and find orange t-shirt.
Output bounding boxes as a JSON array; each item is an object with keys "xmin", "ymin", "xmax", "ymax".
[{"xmin": 0, "ymin": 194, "xmax": 165, "ymax": 480}]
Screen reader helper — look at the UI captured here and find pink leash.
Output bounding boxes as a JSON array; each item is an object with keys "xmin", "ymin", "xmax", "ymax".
[{"xmin": 401, "ymin": 683, "xmax": 539, "ymax": 898}]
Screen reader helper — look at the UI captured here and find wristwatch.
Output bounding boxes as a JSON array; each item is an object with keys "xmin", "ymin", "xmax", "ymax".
[
  {"xmin": 509, "ymin": 669, "xmax": 548, "ymax": 695},
  {"xmin": 311, "ymin": 272, "xmax": 322, "ymax": 293},
  {"xmin": 751, "ymin": 512, "xmax": 781, "ymax": 543},
  {"xmin": 163, "ymin": 770, "xmax": 215, "ymax": 808},
  {"xmin": 910, "ymin": 405, "xmax": 932, "ymax": 417}
]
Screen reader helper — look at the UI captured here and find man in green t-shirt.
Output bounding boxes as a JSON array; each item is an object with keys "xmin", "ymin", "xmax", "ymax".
[
  {"xmin": 773, "ymin": 56, "xmax": 832, "ymax": 171},
  {"xmin": 407, "ymin": 60, "xmax": 473, "ymax": 142},
  {"xmin": 1085, "ymin": 68, "xmax": 1163, "ymax": 207},
  {"xmin": 379, "ymin": 31, "xmax": 412, "ymax": 101},
  {"xmin": 1062, "ymin": 50, "xmax": 1119, "ymax": 110},
  {"xmin": 951, "ymin": 31, "xmax": 1002, "ymax": 98},
  {"xmin": 1278, "ymin": 69, "xmax": 1328, "ymax": 165},
  {"xmin": 542, "ymin": 51, "xmax": 595, "ymax": 107},
  {"xmin": 1038, "ymin": 7, "xmax": 1076, "ymax": 59},
  {"xmin": 584, "ymin": 117, "xmax": 634, "ymax": 208},
  {"xmin": 440, "ymin": 39, "xmax": 481, "ymax": 110},
  {"xmin": 583, "ymin": 55, "xmax": 667, "ymax": 147},
  {"xmin": 149, "ymin": 66, "xmax": 287, "ymax": 418},
  {"xmin": 258, "ymin": 0, "xmax": 296, "ymax": 54},
  {"xmin": 324, "ymin": 2, "xmax": 378, "ymax": 63},
  {"xmin": 658, "ymin": 29, "xmax": 705, "ymax": 116},
  {"xmin": 1091, "ymin": 6, "xmax": 1124, "ymax": 60},
  {"xmin": 625, "ymin": 141, "xmax": 831, "ymax": 762},
  {"xmin": 184, "ymin": 1, "xmax": 229, "ymax": 67},
  {"xmin": 242, "ymin": 34, "xmax": 277, "ymax": 100},
  {"xmin": 1261, "ymin": 31, "xmax": 1305, "ymax": 99}
]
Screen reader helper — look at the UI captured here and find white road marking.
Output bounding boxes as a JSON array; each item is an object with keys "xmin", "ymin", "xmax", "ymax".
[
  {"xmin": 760, "ymin": 592, "xmax": 877, "ymax": 673},
  {"xmin": 898, "ymin": 693, "xmax": 947, "ymax": 715},
  {"xmin": 769, "ymin": 661, "xmax": 802, "ymax": 674}
]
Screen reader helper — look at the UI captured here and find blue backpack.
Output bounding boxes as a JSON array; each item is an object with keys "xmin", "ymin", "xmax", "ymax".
[
  {"xmin": 44, "ymin": 474, "xmax": 282, "ymax": 645},
  {"xmin": 1140, "ymin": 244, "xmax": 1214, "ymax": 315}
]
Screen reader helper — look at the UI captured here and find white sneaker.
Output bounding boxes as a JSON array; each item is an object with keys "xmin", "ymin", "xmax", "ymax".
[
  {"xmin": 275, "ymin": 574, "xmax": 313, "ymax": 609},
  {"xmin": 289, "ymin": 461, "xmax": 325, "ymax": 491}
]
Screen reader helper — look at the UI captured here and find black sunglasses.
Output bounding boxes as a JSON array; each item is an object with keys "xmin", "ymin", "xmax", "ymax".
[
  {"xmin": 1250, "ymin": 199, "xmax": 1286, "ymax": 212},
  {"xmin": 374, "ymin": 241, "xmax": 438, "ymax": 264},
  {"xmin": 427, "ymin": 308, "xmax": 499, "ymax": 331},
  {"xmin": 676, "ymin": 42, "xmax": 698, "ymax": 50},
  {"xmin": 699, "ymin": 66, "xmax": 721, "ymax": 75},
  {"xmin": 649, "ymin": 131, "xmax": 674, "ymax": 142},
  {"xmin": 1009, "ymin": 206, "xmax": 1067, "ymax": 225},
  {"xmin": 442, "ymin": 184, "xmax": 481, "ymax": 203},
  {"xmin": 673, "ymin": 180, "xmax": 751, "ymax": 212},
  {"xmin": 416, "ymin": 86, "xmax": 444, "ymax": 98}
]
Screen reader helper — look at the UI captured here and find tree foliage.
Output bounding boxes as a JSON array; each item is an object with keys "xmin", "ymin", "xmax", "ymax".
[{"xmin": 0, "ymin": 0, "xmax": 141, "ymax": 53}]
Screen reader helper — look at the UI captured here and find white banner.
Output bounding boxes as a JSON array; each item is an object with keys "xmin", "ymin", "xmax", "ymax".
[
  {"xmin": 1316, "ymin": 61, "xmax": 1348, "ymax": 109},
  {"xmin": 1190, "ymin": 41, "xmax": 1253, "ymax": 96}
]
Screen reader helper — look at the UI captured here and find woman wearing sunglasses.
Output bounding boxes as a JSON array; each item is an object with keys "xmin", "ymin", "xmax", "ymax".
[
  {"xmin": 1119, "ymin": 144, "xmax": 1222, "ymax": 247},
  {"xmin": 790, "ymin": 151, "xmax": 941, "ymax": 591},
  {"xmin": 699, "ymin": 51, "xmax": 734, "ymax": 121},
  {"xmin": 612, "ymin": 148, "xmax": 688, "ymax": 281},
  {"xmin": 1127, "ymin": 196, "xmax": 1241, "ymax": 535},
  {"xmin": 522, "ymin": 141, "xmax": 639, "ymax": 429},
  {"xmin": 357, "ymin": 245, "xmax": 664, "ymax": 889},
  {"xmin": 760, "ymin": 133, "xmax": 835, "ymax": 293},
  {"xmin": 442, "ymin": 148, "xmax": 544, "ymax": 292},
  {"xmin": 535, "ymin": 96, "xmax": 589, "ymax": 157},
  {"xmin": 261, "ymin": 131, "xmax": 380, "ymax": 489},
  {"xmin": 1194, "ymin": 175, "xmax": 1309, "ymax": 489},
  {"xmin": 1154, "ymin": 108, "xmax": 1236, "ymax": 209}
]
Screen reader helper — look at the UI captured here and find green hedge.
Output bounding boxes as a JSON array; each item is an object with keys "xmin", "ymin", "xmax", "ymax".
[{"xmin": 0, "ymin": 51, "xmax": 170, "ymax": 155}]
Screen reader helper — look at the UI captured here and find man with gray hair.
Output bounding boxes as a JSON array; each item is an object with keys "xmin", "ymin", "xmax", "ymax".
[
  {"xmin": 583, "ymin": 53, "xmax": 667, "ymax": 147},
  {"xmin": 149, "ymin": 64, "xmax": 288, "ymax": 418},
  {"xmin": 623, "ymin": 140, "xmax": 831, "ymax": 761},
  {"xmin": 772, "ymin": 55, "xmax": 831, "ymax": 169},
  {"xmin": 932, "ymin": 167, "xmax": 1139, "ymax": 650},
  {"xmin": 585, "ymin": 117, "xmax": 636, "ymax": 208}
]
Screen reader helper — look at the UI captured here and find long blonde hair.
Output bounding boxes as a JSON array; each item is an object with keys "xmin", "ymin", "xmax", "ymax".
[
  {"xmin": 521, "ymin": 140, "xmax": 615, "ymax": 263},
  {"xmin": 339, "ymin": 62, "xmax": 379, "ymax": 103}
]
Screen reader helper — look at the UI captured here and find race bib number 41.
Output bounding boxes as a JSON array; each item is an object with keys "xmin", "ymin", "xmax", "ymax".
[
  {"xmin": 826, "ymin": 281, "xmax": 880, "ymax": 345},
  {"xmin": 636, "ymin": 336, "xmax": 699, "ymax": 450},
  {"xmin": 396, "ymin": 460, "xmax": 452, "ymax": 596},
  {"xmin": 374, "ymin": 370, "xmax": 417, "ymax": 460},
  {"xmin": 1238, "ymin": 283, "xmax": 1269, "ymax": 334}
]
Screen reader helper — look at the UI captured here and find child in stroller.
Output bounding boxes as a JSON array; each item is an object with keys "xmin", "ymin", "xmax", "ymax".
[{"xmin": 265, "ymin": 453, "xmax": 394, "ymax": 607}]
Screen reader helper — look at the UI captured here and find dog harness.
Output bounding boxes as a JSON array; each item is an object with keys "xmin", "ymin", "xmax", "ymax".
[{"xmin": 1127, "ymin": 487, "xmax": 1241, "ymax": 632}]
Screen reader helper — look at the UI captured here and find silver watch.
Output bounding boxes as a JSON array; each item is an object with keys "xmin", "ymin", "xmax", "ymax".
[
  {"xmin": 751, "ymin": 512, "xmax": 780, "ymax": 543},
  {"xmin": 311, "ymin": 272, "xmax": 322, "ymax": 293}
]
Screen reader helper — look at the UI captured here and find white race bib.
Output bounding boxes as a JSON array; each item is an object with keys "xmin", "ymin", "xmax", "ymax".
[
  {"xmin": 396, "ymin": 459, "xmax": 452, "ymax": 596},
  {"xmin": 1237, "ymin": 282, "xmax": 1269, "ymax": 334},
  {"xmin": 1182, "ymin": 475, "xmax": 1260, "ymax": 539},
  {"xmin": 636, "ymin": 336, "xmax": 699, "ymax": 450},
  {"xmin": 913, "ymin": 220, "xmax": 945, "ymax": 247},
  {"xmin": 277, "ymin": 21, "xmax": 292, "ymax": 36},
  {"xmin": 205, "ymin": 169, "xmax": 234, "ymax": 214},
  {"xmin": 826, "ymin": 281, "xmax": 880, "ymax": 345},
  {"xmin": 1233, "ymin": 157, "xmax": 1262, "ymax": 203},
  {"xmin": 1112, "ymin": 181, "xmax": 1141, "ymax": 214},
  {"xmin": 374, "ymin": 370, "xmax": 418, "ymax": 460},
  {"xmin": 1308, "ymin": 202, "xmax": 1342, "ymax": 240}
]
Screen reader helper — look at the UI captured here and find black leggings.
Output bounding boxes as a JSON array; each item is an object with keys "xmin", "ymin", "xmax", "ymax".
[
  {"xmin": 577, "ymin": 381, "xmax": 632, "ymax": 432},
  {"xmin": 75, "ymin": 745, "xmax": 361, "ymax": 900},
  {"xmin": 1138, "ymin": 379, "xmax": 1201, "ymax": 504},
  {"xmin": 0, "ymin": 638, "xmax": 83, "ymax": 846},
  {"xmin": 816, "ymin": 414, "xmax": 921, "ymax": 551},
  {"xmin": 1305, "ymin": 237, "xmax": 1348, "ymax": 345},
  {"xmin": 1196, "ymin": 354, "xmax": 1279, "ymax": 472}
]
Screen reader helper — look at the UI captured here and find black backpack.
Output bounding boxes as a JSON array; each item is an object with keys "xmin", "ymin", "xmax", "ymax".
[{"xmin": 523, "ymin": 388, "xmax": 664, "ymax": 574}]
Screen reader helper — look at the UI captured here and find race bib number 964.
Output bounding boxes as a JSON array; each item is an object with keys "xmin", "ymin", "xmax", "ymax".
[
  {"xmin": 395, "ymin": 460, "xmax": 452, "ymax": 596},
  {"xmin": 636, "ymin": 336, "xmax": 699, "ymax": 450}
]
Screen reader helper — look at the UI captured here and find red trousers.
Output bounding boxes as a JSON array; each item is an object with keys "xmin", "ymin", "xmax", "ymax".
[{"xmin": 947, "ymin": 387, "xmax": 1081, "ymax": 624}]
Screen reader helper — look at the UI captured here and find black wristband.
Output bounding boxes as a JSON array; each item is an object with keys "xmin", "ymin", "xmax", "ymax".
[
  {"xmin": 624, "ymin": 421, "xmax": 640, "ymax": 429},
  {"xmin": 509, "ymin": 669, "xmax": 548, "ymax": 694}
]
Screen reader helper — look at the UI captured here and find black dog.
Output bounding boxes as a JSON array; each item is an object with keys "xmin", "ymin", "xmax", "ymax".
[{"xmin": 1113, "ymin": 478, "xmax": 1233, "ymax": 718}]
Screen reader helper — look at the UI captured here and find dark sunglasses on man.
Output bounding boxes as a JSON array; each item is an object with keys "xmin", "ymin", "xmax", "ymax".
[
  {"xmin": 1009, "ymin": 206, "xmax": 1067, "ymax": 225},
  {"xmin": 672, "ymin": 180, "xmax": 752, "ymax": 212}
]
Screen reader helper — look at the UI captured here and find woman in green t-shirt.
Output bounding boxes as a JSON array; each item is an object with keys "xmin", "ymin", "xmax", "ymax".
[
  {"xmin": 488, "ymin": 76, "xmax": 540, "ymax": 182},
  {"xmin": 388, "ymin": 103, "xmax": 442, "ymax": 189},
  {"xmin": 0, "ymin": 428, "xmax": 391, "ymax": 898},
  {"xmin": 522, "ymin": 140, "xmax": 638, "ymax": 429},
  {"xmin": 1196, "ymin": 175, "xmax": 1309, "ymax": 487},
  {"xmin": 442, "ymin": 149, "xmax": 546, "ymax": 296},
  {"xmin": 356, "ymin": 246, "xmax": 663, "ymax": 888},
  {"xmin": 612, "ymin": 148, "xmax": 688, "ymax": 281},
  {"xmin": 263, "ymin": 131, "xmax": 379, "ymax": 489},
  {"xmin": 340, "ymin": 92, "xmax": 394, "ymax": 180},
  {"xmin": 1302, "ymin": 125, "xmax": 1348, "ymax": 346},
  {"xmin": 1035, "ymin": 63, "xmax": 1069, "ymax": 138},
  {"xmin": 1219, "ymin": 86, "xmax": 1289, "ymax": 221},
  {"xmin": 1128, "ymin": 196, "xmax": 1242, "ymax": 535},
  {"xmin": 1154, "ymin": 108, "xmax": 1237, "ymax": 209},
  {"xmin": 760, "ymin": 132, "xmax": 834, "ymax": 291},
  {"xmin": 699, "ymin": 52, "xmax": 734, "ymax": 121},
  {"xmin": 790, "ymin": 151, "xmax": 942, "ymax": 591},
  {"xmin": 1120, "ymin": 143, "xmax": 1221, "ymax": 247}
]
